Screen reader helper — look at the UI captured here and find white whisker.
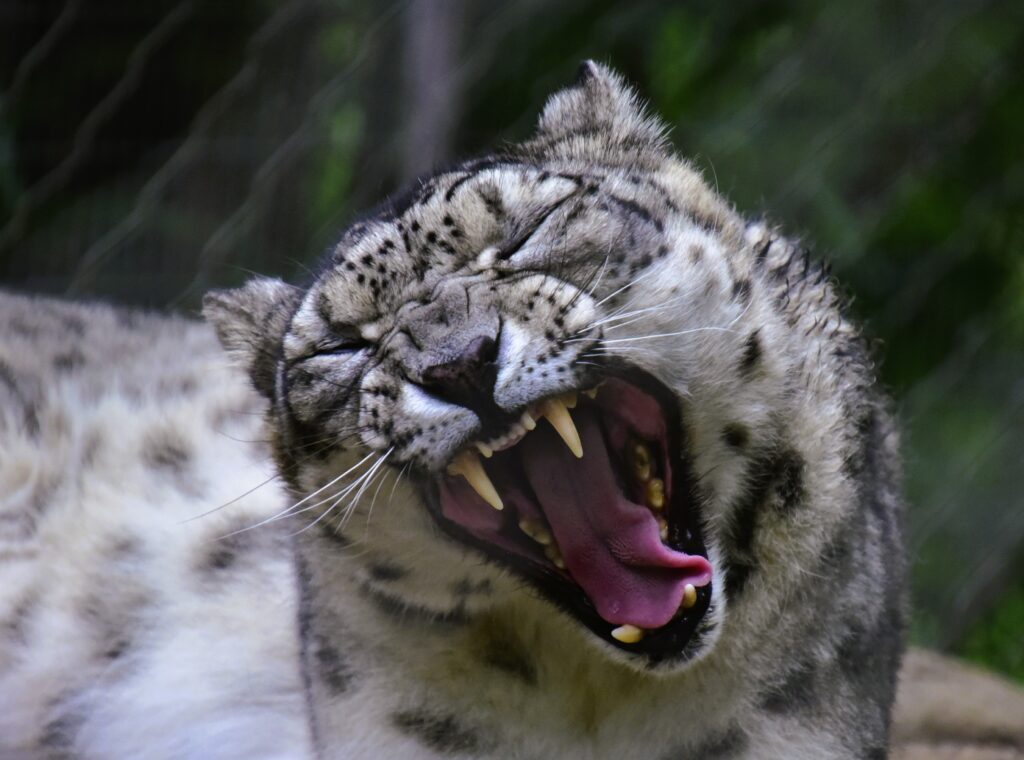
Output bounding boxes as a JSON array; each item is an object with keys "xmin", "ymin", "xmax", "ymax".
[
  {"xmin": 387, "ymin": 462, "xmax": 411, "ymax": 507},
  {"xmin": 361, "ymin": 464, "xmax": 393, "ymax": 535},
  {"xmin": 595, "ymin": 326, "xmax": 740, "ymax": 344},
  {"xmin": 295, "ymin": 448, "xmax": 393, "ymax": 536},
  {"xmin": 216, "ymin": 451, "xmax": 377, "ymax": 539},
  {"xmin": 593, "ymin": 267, "xmax": 661, "ymax": 308}
]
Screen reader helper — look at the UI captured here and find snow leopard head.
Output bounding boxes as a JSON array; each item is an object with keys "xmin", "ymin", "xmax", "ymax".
[{"xmin": 204, "ymin": 61, "xmax": 883, "ymax": 671}]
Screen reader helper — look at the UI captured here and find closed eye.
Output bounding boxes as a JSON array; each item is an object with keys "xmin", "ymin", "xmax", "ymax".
[
  {"xmin": 287, "ymin": 337, "xmax": 369, "ymax": 366},
  {"xmin": 497, "ymin": 192, "xmax": 580, "ymax": 261},
  {"xmin": 316, "ymin": 343, "xmax": 367, "ymax": 357},
  {"xmin": 314, "ymin": 323, "xmax": 370, "ymax": 356}
]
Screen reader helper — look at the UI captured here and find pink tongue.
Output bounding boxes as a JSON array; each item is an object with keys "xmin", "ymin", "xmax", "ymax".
[{"xmin": 521, "ymin": 410, "xmax": 712, "ymax": 629}]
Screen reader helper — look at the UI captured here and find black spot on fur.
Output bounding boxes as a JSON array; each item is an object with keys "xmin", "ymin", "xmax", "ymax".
[
  {"xmin": 694, "ymin": 726, "xmax": 748, "ymax": 758},
  {"xmin": 690, "ymin": 206, "xmax": 726, "ymax": 235},
  {"xmin": 607, "ymin": 194, "xmax": 664, "ymax": 232},
  {"xmin": 369, "ymin": 562, "xmax": 408, "ymax": 582},
  {"xmin": 477, "ymin": 187, "xmax": 505, "ymax": 219},
  {"xmin": 358, "ymin": 582, "xmax": 469, "ymax": 626},
  {"xmin": 392, "ymin": 710, "xmax": 483, "ymax": 754},
  {"xmin": 731, "ymin": 279, "xmax": 751, "ymax": 304},
  {"xmin": 774, "ymin": 451, "xmax": 805, "ymax": 514},
  {"xmin": 663, "ymin": 725, "xmax": 748, "ymax": 759},
  {"xmin": 3, "ymin": 593, "xmax": 37, "ymax": 644},
  {"xmin": 721, "ymin": 461, "xmax": 769, "ymax": 598},
  {"xmin": 834, "ymin": 606, "xmax": 904, "ymax": 747},
  {"xmin": 738, "ymin": 331, "xmax": 761, "ymax": 376},
  {"xmin": 481, "ymin": 639, "xmax": 536, "ymax": 685},
  {"xmin": 203, "ymin": 542, "xmax": 239, "ymax": 572},
  {"xmin": 142, "ymin": 430, "xmax": 191, "ymax": 472},
  {"xmin": 9, "ymin": 317, "xmax": 39, "ymax": 338},
  {"xmin": 724, "ymin": 560, "xmax": 755, "ymax": 599},
  {"xmin": 0, "ymin": 358, "xmax": 41, "ymax": 435},
  {"xmin": 444, "ymin": 174, "xmax": 472, "ymax": 201},
  {"xmin": 61, "ymin": 315, "xmax": 87, "ymax": 337},
  {"xmin": 53, "ymin": 349, "xmax": 86, "ymax": 373},
  {"xmin": 721, "ymin": 424, "xmax": 749, "ymax": 450},
  {"xmin": 40, "ymin": 706, "xmax": 81, "ymax": 752},
  {"xmin": 314, "ymin": 634, "xmax": 355, "ymax": 695},
  {"xmin": 753, "ymin": 235, "xmax": 773, "ymax": 267},
  {"xmin": 452, "ymin": 577, "xmax": 493, "ymax": 597},
  {"xmin": 721, "ymin": 446, "xmax": 803, "ymax": 599},
  {"xmin": 760, "ymin": 660, "xmax": 819, "ymax": 714},
  {"xmin": 198, "ymin": 519, "xmax": 286, "ymax": 577},
  {"xmin": 103, "ymin": 637, "xmax": 130, "ymax": 660}
]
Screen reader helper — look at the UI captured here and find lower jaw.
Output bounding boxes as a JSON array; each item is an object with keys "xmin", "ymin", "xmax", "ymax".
[{"xmin": 425, "ymin": 485, "xmax": 714, "ymax": 663}]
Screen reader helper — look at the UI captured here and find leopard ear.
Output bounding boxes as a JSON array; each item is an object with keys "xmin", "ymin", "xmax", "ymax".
[
  {"xmin": 203, "ymin": 277, "xmax": 302, "ymax": 398},
  {"xmin": 535, "ymin": 60, "xmax": 667, "ymax": 151}
]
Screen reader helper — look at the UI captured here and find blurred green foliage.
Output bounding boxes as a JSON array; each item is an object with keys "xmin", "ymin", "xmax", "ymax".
[
  {"xmin": 1, "ymin": 0, "xmax": 1021, "ymax": 680},
  {"xmin": 961, "ymin": 578, "xmax": 1024, "ymax": 682}
]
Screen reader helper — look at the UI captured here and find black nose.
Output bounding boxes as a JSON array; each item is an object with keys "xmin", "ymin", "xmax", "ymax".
[{"xmin": 421, "ymin": 335, "xmax": 498, "ymax": 411}]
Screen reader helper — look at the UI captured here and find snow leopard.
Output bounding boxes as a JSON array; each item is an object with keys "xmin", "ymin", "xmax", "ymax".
[{"xmin": 0, "ymin": 61, "xmax": 905, "ymax": 758}]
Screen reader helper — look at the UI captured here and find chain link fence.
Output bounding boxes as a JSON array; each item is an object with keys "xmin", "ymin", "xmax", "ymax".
[{"xmin": 1, "ymin": 0, "xmax": 1021, "ymax": 679}]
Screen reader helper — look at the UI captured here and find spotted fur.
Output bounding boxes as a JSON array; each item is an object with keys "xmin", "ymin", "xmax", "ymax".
[{"xmin": 1, "ymin": 62, "xmax": 904, "ymax": 758}]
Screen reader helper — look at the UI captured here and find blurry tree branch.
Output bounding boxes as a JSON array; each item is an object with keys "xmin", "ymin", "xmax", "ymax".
[{"xmin": 400, "ymin": 0, "xmax": 463, "ymax": 182}]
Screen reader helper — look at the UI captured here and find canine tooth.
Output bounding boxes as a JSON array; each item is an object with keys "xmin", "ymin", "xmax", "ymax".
[
  {"xmin": 631, "ymin": 441, "xmax": 652, "ymax": 482},
  {"xmin": 446, "ymin": 451, "xmax": 503, "ymax": 511},
  {"xmin": 681, "ymin": 583, "xmax": 697, "ymax": 610},
  {"xmin": 520, "ymin": 411, "xmax": 537, "ymax": 431},
  {"xmin": 645, "ymin": 478, "xmax": 665, "ymax": 509},
  {"xmin": 475, "ymin": 441, "xmax": 493, "ymax": 458},
  {"xmin": 541, "ymin": 398, "xmax": 583, "ymax": 458},
  {"xmin": 518, "ymin": 519, "xmax": 552, "ymax": 546},
  {"xmin": 544, "ymin": 543, "xmax": 566, "ymax": 569},
  {"xmin": 583, "ymin": 387, "xmax": 599, "ymax": 399},
  {"xmin": 611, "ymin": 625, "xmax": 644, "ymax": 644}
]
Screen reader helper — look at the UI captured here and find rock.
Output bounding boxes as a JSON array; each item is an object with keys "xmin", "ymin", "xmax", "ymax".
[{"xmin": 892, "ymin": 648, "xmax": 1024, "ymax": 760}]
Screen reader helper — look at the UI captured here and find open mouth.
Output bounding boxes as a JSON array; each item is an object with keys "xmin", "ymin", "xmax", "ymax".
[{"xmin": 429, "ymin": 371, "xmax": 714, "ymax": 662}]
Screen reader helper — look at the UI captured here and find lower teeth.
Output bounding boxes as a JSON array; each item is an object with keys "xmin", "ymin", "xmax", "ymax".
[
  {"xmin": 544, "ymin": 543, "xmax": 566, "ymax": 569},
  {"xmin": 518, "ymin": 518, "xmax": 552, "ymax": 545},
  {"xmin": 645, "ymin": 478, "xmax": 665, "ymax": 509},
  {"xmin": 611, "ymin": 624, "xmax": 644, "ymax": 644},
  {"xmin": 681, "ymin": 583, "xmax": 697, "ymax": 610}
]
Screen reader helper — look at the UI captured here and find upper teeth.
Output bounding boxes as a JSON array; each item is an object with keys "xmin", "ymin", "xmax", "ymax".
[
  {"xmin": 539, "ymin": 394, "xmax": 583, "ymax": 458},
  {"xmin": 445, "ymin": 389, "xmax": 592, "ymax": 509},
  {"xmin": 443, "ymin": 384, "xmax": 692, "ymax": 642},
  {"xmin": 481, "ymin": 422, "xmax": 527, "ymax": 454},
  {"xmin": 446, "ymin": 450, "xmax": 503, "ymax": 511}
]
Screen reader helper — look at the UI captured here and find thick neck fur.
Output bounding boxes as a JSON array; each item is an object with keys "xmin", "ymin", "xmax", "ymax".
[{"xmin": 288, "ymin": 214, "xmax": 900, "ymax": 758}]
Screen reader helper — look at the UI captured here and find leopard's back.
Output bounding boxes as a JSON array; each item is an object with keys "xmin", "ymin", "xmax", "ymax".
[{"xmin": 0, "ymin": 292, "xmax": 311, "ymax": 758}]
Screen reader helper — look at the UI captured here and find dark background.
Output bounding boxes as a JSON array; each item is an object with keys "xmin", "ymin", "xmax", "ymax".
[{"xmin": 1, "ymin": 0, "xmax": 1021, "ymax": 681}]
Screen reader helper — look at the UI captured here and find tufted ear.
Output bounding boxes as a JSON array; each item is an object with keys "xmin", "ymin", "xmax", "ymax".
[
  {"xmin": 202, "ymin": 277, "xmax": 302, "ymax": 398},
  {"xmin": 535, "ymin": 60, "xmax": 668, "ymax": 151}
]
